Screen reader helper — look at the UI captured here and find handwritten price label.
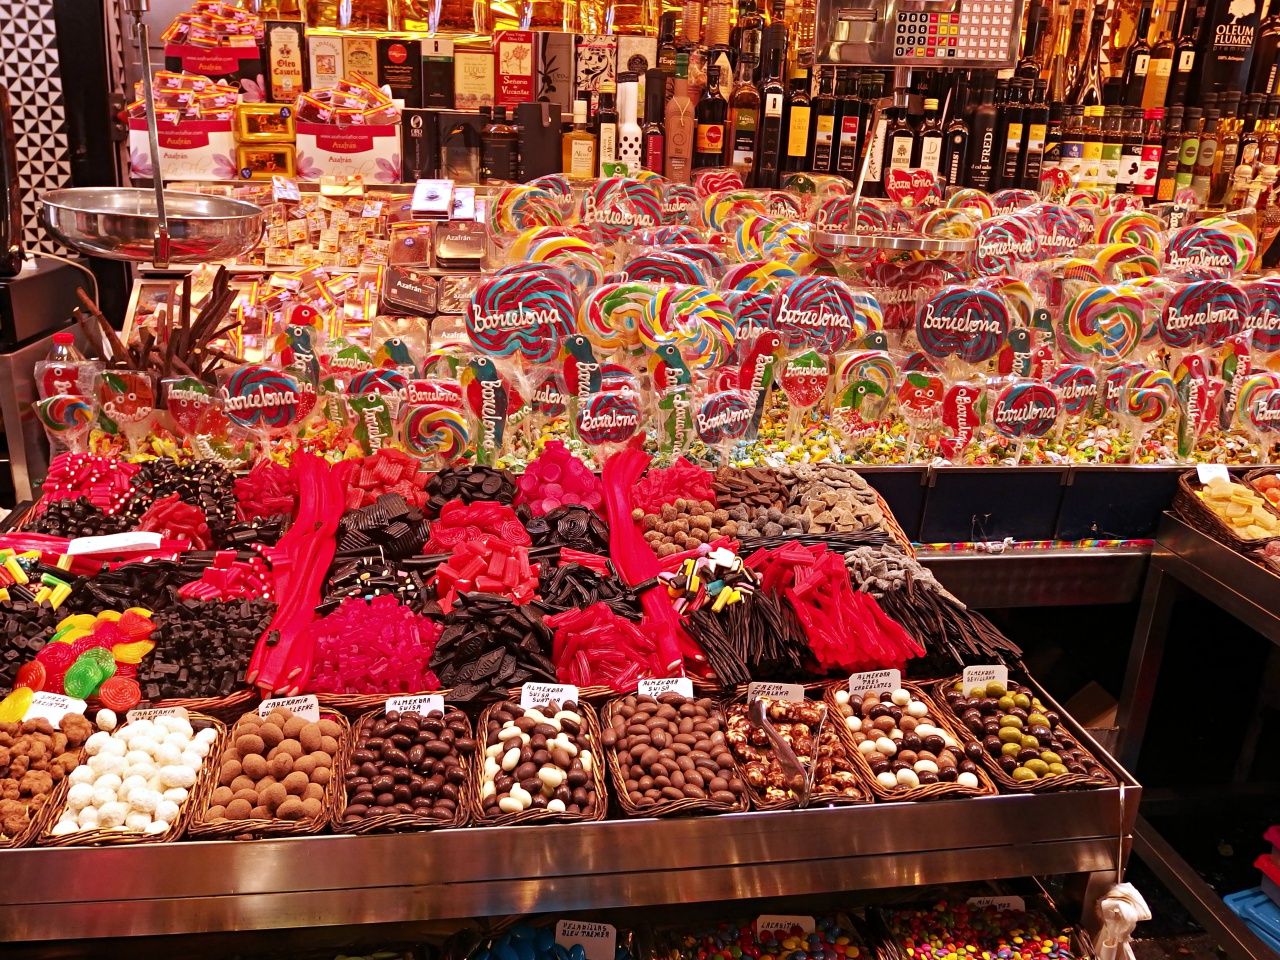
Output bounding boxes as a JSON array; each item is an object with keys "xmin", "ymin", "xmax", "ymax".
[
  {"xmin": 847, "ymin": 669, "xmax": 901, "ymax": 698},
  {"xmin": 385, "ymin": 695, "xmax": 444, "ymax": 716},
  {"xmin": 967, "ymin": 896, "xmax": 1026, "ymax": 912},
  {"xmin": 555, "ymin": 921, "xmax": 617, "ymax": 960},
  {"xmin": 755, "ymin": 916, "xmax": 816, "ymax": 936},
  {"xmin": 23, "ymin": 692, "xmax": 86, "ymax": 726},
  {"xmin": 1196, "ymin": 464, "xmax": 1230, "ymax": 484},
  {"xmin": 126, "ymin": 706, "xmax": 189, "ymax": 723},
  {"xmin": 961, "ymin": 665, "xmax": 1009, "ymax": 694},
  {"xmin": 258, "ymin": 694, "xmax": 320, "ymax": 721},
  {"xmin": 521, "ymin": 683, "xmax": 579, "ymax": 709},
  {"xmin": 747, "ymin": 681, "xmax": 806, "ymax": 703},
  {"xmin": 638, "ymin": 678, "xmax": 695, "ymax": 698}
]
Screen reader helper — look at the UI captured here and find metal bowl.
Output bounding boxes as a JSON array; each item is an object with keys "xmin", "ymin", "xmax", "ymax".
[{"xmin": 40, "ymin": 187, "xmax": 264, "ymax": 264}]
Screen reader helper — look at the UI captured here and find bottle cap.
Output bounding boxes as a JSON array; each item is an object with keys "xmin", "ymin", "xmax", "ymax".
[
  {"xmin": 924, "ymin": 98, "xmax": 939, "ymax": 110},
  {"xmin": 573, "ymin": 99, "xmax": 588, "ymax": 124},
  {"xmin": 53, "ymin": 332, "xmax": 75, "ymax": 345}
]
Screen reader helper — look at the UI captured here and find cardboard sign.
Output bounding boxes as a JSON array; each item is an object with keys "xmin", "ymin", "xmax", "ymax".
[
  {"xmin": 847, "ymin": 669, "xmax": 902, "ymax": 699},
  {"xmin": 746, "ymin": 681, "xmax": 806, "ymax": 703},
  {"xmin": 24, "ymin": 692, "xmax": 86, "ymax": 726},
  {"xmin": 555, "ymin": 921, "xmax": 616, "ymax": 960},
  {"xmin": 961, "ymin": 665, "xmax": 1009, "ymax": 694},
  {"xmin": 638, "ymin": 677, "xmax": 695, "ymax": 698},
  {"xmin": 967, "ymin": 896, "xmax": 1026, "ymax": 912},
  {"xmin": 385, "ymin": 694, "xmax": 444, "ymax": 716},
  {"xmin": 258, "ymin": 694, "xmax": 320, "ymax": 721},
  {"xmin": 756, "ymin": 916, "xmax": 817, "ymax": 936},
  {"xmin": 128, "ymin": 118, "xmax": 236, "ymax": 181},
  {"xmin": 520, "ymin": 683, "xmax": 579, "ymax": 709},
  {"xmin": 295, "ymin": 122, "xmax": 401, "ymax": 183},
  {"xmin": 127, "ymin": 706, "xmax": 189, "ymax": 723}
]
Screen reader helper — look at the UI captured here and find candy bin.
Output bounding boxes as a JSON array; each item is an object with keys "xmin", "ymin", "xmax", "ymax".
[{"xmin": 0, "ymin": 713, "xmax": 94, "ymax": 849}]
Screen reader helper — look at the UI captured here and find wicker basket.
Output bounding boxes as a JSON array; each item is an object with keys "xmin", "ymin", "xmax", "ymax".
[
  {"xmin": 1173, "ymin": 470, "xmax": 1280, "ymax": 550},
  {"xmin": 332, "ymin": 706, "xmax": 475, "ymax": 834},
  {"xmin": 469, "ymin": 698, "xmax": 609, "ymax": 827},
  {"xmin": 0, "ymin": 764, "xmax": 76, "ymax": 850},
  {"xmin": 187, "ymin": 707, "xmax": 349, "ymax": 839},
  {"xmin": 38, "ymin": 712, "xmax": 227, "ymax": 846},
  {"xmin": 723, "ymin": 692, "xmax": 869, "ymax": 811},
  {"xmin": 874, "ymin": 490, "xmax": 917, "ymax": 558},
  {"xmin": 600, "ymin": 693, "xmax": 750, "ymax": 818},
  {"xmin": 152, "ymin": 689, "xmax": 257, "ymax": 723},
  {"xmin": 930, "ymin": 677, "xmax": 1117, "ymax": 793},
  {"xmin": 822, "ymin": 680, "xmax": 997, "ymax": 802}
]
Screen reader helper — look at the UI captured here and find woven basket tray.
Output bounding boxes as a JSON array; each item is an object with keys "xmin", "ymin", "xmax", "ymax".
[
  {"xmin": 600, "ymin": 692, "xmax": 750, "ymax": 818},
  {"xmin": 469, "ymin": 698, "xmax": 609, "ymax": 827},
  {"xmin": 152, "ymin": 689, "xmax": 257, "ymax": 724},
  {"xmin": 930, "ymin": 676, "xmax": 1117, "ymax": 793},
  {"xmin": 332, "ymin": 705, "xmax": 476, "ymax": 834},
  {"xmin": 1173, "ymin": 470, "xmax": 1280, "ymax": 550},
  {"xmin": 187, "ymin": 707, "xmax": 349, "ymax": 839},
  {"xmin": 822, "ymin": 680, "xmax": 997, "ymax": 802},
  {"xmin": 38, "ymin": 712, "xmax": 227, "ymax": 846},
  {"xmin": 0, "ymin": 737, "xmax": 82, "ymax": 851},
  {"xmin": 723, "ymin": 692, "xmax": 869, "ymax": 811},
  {"xmin": 874, "ymin": 490, "xmax": 917, "ymax": 558}
]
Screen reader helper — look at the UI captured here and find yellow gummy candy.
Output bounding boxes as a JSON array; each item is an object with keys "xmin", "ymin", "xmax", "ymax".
[
  {"xmin": 57, "ymin": 614, "xmax": 97, "ymax": 632},
  {"xmin": 123, "ymin": 607, "xmax": 154, "ymax": 619},
  {"xmin": 111, "ymin": 640, "xmax": 155, "ymax": 664},
  {"xmin": 95, "ymin": 610, "xmax": 122, "ymax": 622},
  {"xmin": 53, "ymin": 628, "xmax": 90, "ymax": 645},
  {"xmin": 0, "ymin": 687, "xmax": 33, "ymax": 723}
]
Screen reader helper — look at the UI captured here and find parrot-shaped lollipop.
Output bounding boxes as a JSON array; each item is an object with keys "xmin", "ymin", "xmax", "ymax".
[
  {"xmin": 463, "ymin": 357, "xmax": 520, "ymax": 462},
  {"xmin": 563, "ymin": 334, "xmax": 605, "ymax": 403},
  {"xmin": 281, "ymin": 325, "xmax": 321, "ymax": 384},
  {"xmin": 650, "ymin": 343, "xmax": 693, "ymax": 391},
  {"xmin": 374, "ymin": 336, "xmax": 420, "ymax": 378},
  {"xmin": 737, "ymin": 331, "xmax": 782, "ymax": 436}
]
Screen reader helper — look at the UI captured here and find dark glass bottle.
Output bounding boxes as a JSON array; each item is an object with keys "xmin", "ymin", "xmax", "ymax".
[
  {"xmin": 643, "ymin": 68, "xmax": 667, "ymax": 173},
  {"xmin": 733, "ymin": 0, "xmax": 765, "ymax": 71},
  {"xmin": 809, "ymin": 67, "xmax": 838, "ymax": 172},
  {"xmin": 1122, "ymin": 2, "xmax": 1154, "ymax": 107},
  {"xmin": 1099, "ymin": 104, "xmax": 1124, "ymax": 192},
  {"xmin": 835, "ymin": 71, "xmax": 863, "ymax": 175},
  {"xmin": 1144, "ymin": 0, "xmax": 1177, "ymax": 109},
  {"xmin": 1249, "ymin": 8, "xmax": 1280, "ymax": 96},
  {"xmin": 1020, "ymin": 80, "xmax": 1049, "ymax": 188},
  {"xmin": 480, "ymin": 106, "xmax": 518, "ymax": 183},
  {"xmin": 727, "ymin": 58, "xmax": 761, "ymax": 182},
  {"xmin": 1190, "ymin": 106, "xmax": 1220, "ymax": 201},
  {"xmin": 942, "ymin": 71, "xmax": 970, "ymax": 187},
  {"xmin": 1167, "ymin": 1, "xmax": 1207, "ymax": 107},
  {"xmin": 967, "ymin": 75, "xmax": 998, "ymax": 190},
  {"xmin": 755, "ymin": 45, "xmax": 786, "ymax": 187},
  {"xmin": 1174, "ymin": 104, "xmax": 1203, "ymax": 192},
  {"xmin": 996, "ymin": 80, "xmax": 1027, "ymax": 188},
  {"xmin": 1135, "ymin": 107, "xmax": 1164, "ymax": 197},
  {"xmin": 1016, "ymin": 0, "xmax": 1046, "ymax": 80},
  {"xmin": 1068, "ymin": 2, "xmax": 1107, "ymax": 106},
  {"xmin": 1060, "ymin": 103, "xmax": 1085, "ymax": 183},
  {"xmin": 1116, "ymin": 106, "xmax": 1145, "ymax": 193},
  {"xmin": 1154, "ymin": 104, "xmax": 1184, "ymax": 200},
  {"xmin": 693, "ymin": 64, "xmax": 729, "ymax": 167},
  {"xmin": 657, "ymin": 12, "xmax": 679, "ymax": 101},
  {"xmin": 783, "ymin": 67, "xmax": 812, "ymax": 172}
]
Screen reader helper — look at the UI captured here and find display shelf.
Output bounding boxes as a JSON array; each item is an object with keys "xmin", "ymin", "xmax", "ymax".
[
  {"xmin": 918, "ymin": 546, "xmax": 1151, "ymax": 608},
  {"xmin": 0, "ymin": 780, "xmax": 1139, "ymax": 943}
]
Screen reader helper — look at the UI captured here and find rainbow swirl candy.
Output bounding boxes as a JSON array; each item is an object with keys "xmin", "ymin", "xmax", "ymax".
[
  {"xmin": 990, "ymin": 188, "xmax": 1039, "ymax": 214},
  {"xmin": 642, "ymin": 285, "xmax": 736, "ymax": 370},
  {"xmin": 919, "ymin": 207, "xmax": 977, "ymax": 240},
  {"xmin": 528, "ymin": 173, "xmax": 572, "ymax": 197},
  {"xmin": 466, "ymin": 272, "xmax": 576, "ymax": 364},
  {"xmin": 637, "ymin": 225, "xmax": 704, "ymax": 245},
  {"xmin": 1097, "ymin": 210, "xmax": 1165, "ymax": 253},
  {"xmin": 579, "ymin": 177, "xmax": 662, "ymax": 240},
  {"xmin": 576, "ymin": 390, "xmax": 642, "ymax": 445},
  {"xmin": 947, "ymin": 188, "xmax": 994, "ymax": 219},
  {"xmin": 1095, "ymin": 242, "xmax": 1162, "ymax": 280},
  {"xmin": 659, "ymin": 183, "xmax": 699, "ymax": 224},
  {"xmin": 525, "ymin": 236, "xmax": 606, "ymax": 289},
  {"xmin": 507, "ymin": 226, "xmax": 586, "ymax": 260},
  {"xmin": 814, "ymin": 195, "xmax": 854, "ymax": 231},
  {"xmin": 577, "ymin": 281, "xmax": 653, "ymax": 352},
  {"xmin": 1102, "ymin": 361, "xmax": 1150, "ymax": 414},
  {"xmin": 978, "ymin": 275, "xmax": 1036, "ymax": 327},
  {"xmin": 1236, "ymin": 372, "xmax": 1280, "ymax": 431},
  {"xmin": 1059, "ymin": 258, "xmax": 1108, "ymax": 284},
  {"xmin": 1128, "ymin": 367, "xmax": 1176, "ymax": 397},
  {"xmin": 695, "ymin": 390, "xmax": 754, "ymax": 444},
  {"xmin": 1244, "ymin": 278, "xmax": 1280, "ymax": 353},
  {"xmin": 762, "ymin": 190, "xmax": 805, "ymax": 219},
  {"xmin": 1026, "ymin": 202, "xmax": 1087, "ymax": 255},
  {"xmin": 420, "ymin": 343, "xmax": 468, "ymax": 378},
  {"xmin": 34, "ymin": 395, "xmax": 94, "ymax": 446},
  {"xmin": 852, "ymin": 291, "xmax": 884, "ymax": 337},
  {"xmin": 992, "ymin": 381, "xmax": 1060, "ymax": 440},
  {"xmin": 1066, "ymin": 188, "xmax": 1109, "ymax": 207},
  {"xmin": 491, "ymin": 184, "xmax": 566, "ymax": 232},
  {"xmin": 347, "ymin": 368, "xmax": 407, "ymax": 396},
  {"xmin": 220, "ymin": 364, "xmax": 301, "ymax": 432},
  {"xmin": 400, "ymin": 403, "xmax": 468, "ymax": 460},
  {"xmin": 1123, "ymin": 384, "xmax": 1172, "ymax": 425},
  {"xmin": 973, "ymin": 214, "xmax": 1040, "ymax": 276},
  {"xmin": 1159, "ymin": 279, "xmax": 1247, "ymax": 349},
  {"xmin": 720, "ymin": 260, "xmax": 801, "ymax": 295},
  {"xmin": 916, "ymin": 287, "xmax": 1011, "ymax": 364},
  {"xmin": 1059, "ymin": 285, "xmax": 1144, "ymax": 363},
  {"xmin": 1049, "ymin": 364, "xmax": 1099, "ymax": 416},
  {"xmin": 835, "ymin": 350, "xmax": 896, "ymax": 416},
  {"xmin": 723, "ymin": 290, "xmax": 774, "ymax": 341},
  {"xmin": 770, "ymin": 275, "xmax": 859, "ymax": 352},
  {"xmin": 622, "ymin": 251, "xmax": 708, "ymax": 286},
  {"xmin": 691, "ymin": 167, "xmax": 745, "ymax": 198},
  {"xmin": 698, "ymin": 190, "xmax": 767, "ymax": 232},
  {"xmin": 1165, "ymin": 217, "xmax": 1256, "ymax": 279},
  {"xmin": 667, "ymin": 244, "xmax": 729, "ymax": 281}
]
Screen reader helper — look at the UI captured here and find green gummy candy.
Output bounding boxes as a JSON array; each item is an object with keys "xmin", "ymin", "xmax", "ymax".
[
  {"xmin": 81, "ymin": 647, "xmax": 117, "ymax": 672},
  {"xmin": 62, "ymin": 659, "xmax": 107, "ymax": 699}
]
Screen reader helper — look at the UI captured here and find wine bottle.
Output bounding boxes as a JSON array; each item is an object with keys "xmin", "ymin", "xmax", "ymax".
[
  {"xmin": 1021, "ymin": 81, "xmax": 1049, "ymax": 188},
  {"xmin": 1259, "ymin": 96, "xmax": 1279, "ymax": 165},
  {"xmin": 1016, "ymin": 0, "xmax": 1046, "ymax": 80},
  {"xmin": 1213, "ymin": 91, "xmax": 1241, "ymax": 201},
  {"xmin": 916, "ymin": 96, "xmax": 945, "ymax": 176},
  {"xmin": 1068, "ymin": 2, "xmax": 1107, "ymax": 106},
  {"xmin": 597, "ymin": 85, "xmax": 618, "ymax": 174},
  {"xmin": 783, "ymin": 67, "xmax": 812, "ymax": 172},
  {"xmin": 1154, "ymin": 104, "xmax": 1184, "ymax": 199},
  {"xmin": 1167, "ymin": 0, "xmax": 1206, "ymax": 106},
  {"xmin": 1061, "ymin": 6, "xmax": 1088, "ymax": 100},
  {"xmin": 1249, "ymin": 8, "xmax": 1280, "ymax": 95},
  {"xmin": 942, "ymin": 72, "xmax": 971, "ymax": 187},
  {"xmin": 967, "ymin": 75, "xmax": 998, "ymax": 190},
  {"xmin": 996, "ymin": 80, "xmax": 1026, "ymax": 188},
  {"xmin": 727, "ymin": 58, "xmax": 761, "ymax": 182},
  {"xmin": 643, "ymin": 68, "xmax": 667, "ymax": 172},
  {"xmin": 881, "ymin": 91, "xmax": 915, "ymax": 177},
  {"xmin": 1122, "ymin": 2, "xmax": 1154, "ymax": 107},
  {"xmin": 756, "ymin": 45, "xmax": 786, "ymax": 186},
  {"xmin": 809, "ymin": 67, "xmax": 838, "ymax": 172},
  {"xmin": 835, "ymin": 71, "xmax": 862, "ymax": 175},
  {"xmin": 658, "ymin": 13, "xmax": 679, "ymax": 101},
  {"xmin": 1116, "ymin": 106, "xmax": 1145, "ymax": 193},
  {"xmin": 734, "ymin": 0, "xmax": 765, "ymax": 71},
  {"xmin": 665, "ymin": 54, "xmax": 696, "ymax": 181},
  {"xmin": 1143, "ymin": 0, "xmax": 1176, "ymax": 108},
  {"xmin": 694, "ymin": 64, "xmax": 729, "ymax": 167}
]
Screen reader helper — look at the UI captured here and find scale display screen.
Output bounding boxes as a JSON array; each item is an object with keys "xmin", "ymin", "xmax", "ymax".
[{"xmin": 816, "ymin": 0, "xmax": 1025, "ymax": 68}]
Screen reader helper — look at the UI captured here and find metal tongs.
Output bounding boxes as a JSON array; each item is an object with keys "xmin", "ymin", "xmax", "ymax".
[
  {"xmin": 128, "ymin": 0, "xmax": 171, "ymax": 267},
  {"xmin": 749, "ymin": 697, "xmax": 812, "ymax": 807}
]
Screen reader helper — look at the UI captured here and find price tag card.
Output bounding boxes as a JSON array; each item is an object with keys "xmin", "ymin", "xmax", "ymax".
[
  {"xmin": 747, "ymin": 681, "xmax": 806, "ymax": 703},
  {"xmin": 126, "ymin": 706, "xmax": 189, "ymax": 723},
  {"xmin": 385, "ymin": 694, "xmax": 444, "ymax": 716},
  {"xmin": 555, "ymin": 920, "xmax": 617, "ymax": 960},
  {"xmin": 258, "ymin": 694, "xmax": 321, "ymax": 721},
  {"xmin": 23, "ymin": 692, "xmax": 86, "ymax": 726},
  {"xmin": 521, "ymin": 683, "xmax": 580, "ymax": 709},
  {"xmin": 66, "ymin": 532, "xmax": 162, "ymax": 556},
  {"xmin": 638, "ymin": 677, "xmax": 694, "ymax": 698},
  {"xmin": 1196, "ymin": 464, "xmax": 1230, "ymax": 484},
  {"xmin": 847, "ymin": 669, "xmax": 901, "ymax": 698},
  {"xmin": 319, "ymin": 174, "xmax": 365, "ymax": 196},
  {"xmin": 755, "ymin": 916, "xmax": 816, "ymax": 936},
  {"xmin": 967, "ymin": 896, "xmax": 1026, "ymax": 912},
  {"xmin": 961, "ymin": 665, "xmax": 1009, "ymax": 694}
]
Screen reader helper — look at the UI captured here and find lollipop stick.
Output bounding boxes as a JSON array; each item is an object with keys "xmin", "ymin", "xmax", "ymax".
[
  {"xmin": 904, "ymin": 426, "xmax": 917, "ymax": 462},
  {"xmin": 1128, "ymin": 428, "xmax": 1145, "ymax": 464},
  {"xmin": 1013, "ymin": 439, "xmax": 1026, "ymax": 465}
]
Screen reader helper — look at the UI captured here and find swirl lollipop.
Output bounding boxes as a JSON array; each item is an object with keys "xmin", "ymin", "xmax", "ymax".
[
  {"xmin": 1236, "ymin": 372, "xmax": 1280, "ymax": 431},
  {"xmin": 400, "ymin": 403, "xmax": 469, "ymax": 463},
  {"xmin": 1097, "ymin": 210, "xmax": 1165, "ymax": 252},
  {"xmin": 973, "ymin": 214, "xmax": 1040, "ymax": 276},
  {"xmin": 219, "ymin": 364, "xmax": 301, "ymax": 455},
  {"xmin": 1239, "ymin": 377, "xmax": 1280, "ymax": 455},
  {"xmin": 491, "ymin": 184, "xmax": 567, "ymax": 232},
  {"xmin": 466, "ymin": 272, "xmax": 575, "ymax": 365},
  {"xmin": 1165, "ymin": 218, "xmax": 1256, "ymax": 279},
  {"xmin": 575, "ymin": 389, "xmax": 643, "ymax": 453},
  {"xmin": 770, "ymin": 275, "xmax": 859, "ymax": 352},
  {"xmin": 1244, "ymin": 278, "xmax": 1280, "ymax": 354},
  {"xmin": 34, "ymin": 395, "xmax": 94, "ymax": 454},
  {"xmin": 1026, "ymin": 202, "xmax": 1087, "ymax": 256},
  {"xmin": 529, "ymin": 372, "xmax": 569, "ymax": 420},
  {"xmin": 579, "ymin": 177, "xmax": 662, "ymax": 241},
  {"xmin": 622, "ymin": 251, "xmax": 708, "ymax": 286},
  {"xmin": 724, "ymin": 290, "xmax": 775, "ymax": 345},
  {"xmin": 696, "ymin": 389, "xmax": 754, "ymax": 462},
  {"xmin": 834, "ymin": 350, "xmax": 896, "ymax": 437},
  {"xmin": 1121, "ymin": 377, "xmax": 1173, "ymax": 462},
  {"xmin": 916, "ymin": 287, "xmax": 1011, "ymax": 366},
  {"xmin": 642, "ymin": 285, "xmax": 736, "ymax": 370},
  {"xmin": 993, "ymin": 380, "xmax": 1061, "ymax": 462},
  {"xmin": 1159, "ymin": 279, "xmax": 1247, "ymax": 350},
  {"xmin": 948, "ymin": 188, "xmax": 994, "ymax": 219},
  {"xmin": 659, "ymin": 183, "xmax": 699, "ymax": 224},
  {"xmin": 721, "ymin": 260, "xmax": 801, "ymax": 295},
  {"xmin": 991, "ymin": 188, "xmax": 1039, "ymax": 214},
  {"xmin": 577, "ymin": 281, "xmax": 652, "ymax": 353},
  {"xmin": 692, "ymin": 168, "xmax": 746, "ymax": 197},
  {"xmin": 1059, "ymin": 285, "xmax": 1144, "ymax": 362}
]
